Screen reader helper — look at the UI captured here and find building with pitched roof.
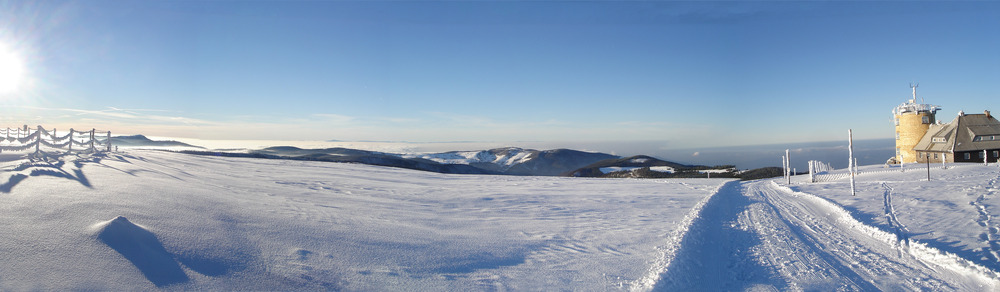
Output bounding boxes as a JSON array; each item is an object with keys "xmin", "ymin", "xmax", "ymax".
[
  {"xmin": 912, "ymin": 110, "xmax": 1000, "ymax": 163},
  {"xmin": 892, "ymin": 85, "xmax": 1000, "ymax": 164}
]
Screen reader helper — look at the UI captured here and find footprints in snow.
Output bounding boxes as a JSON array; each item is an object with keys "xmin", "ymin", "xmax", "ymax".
[
  {"xmin": 969, "ymin": 175, "xmax": 1000, "ymax": 264},
  {"xmin": 881, "ymin": 182, "xmax": 911, "ymax": 253}
]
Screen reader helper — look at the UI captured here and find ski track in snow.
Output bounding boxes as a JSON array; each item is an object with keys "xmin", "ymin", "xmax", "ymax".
[
  {"xmin": 881, "ymin": 182, "xmax": 911, "ymax": 255},
  {"xmin": 648, "ymin": 179, "xmax": 1000, "ymax": 291}
]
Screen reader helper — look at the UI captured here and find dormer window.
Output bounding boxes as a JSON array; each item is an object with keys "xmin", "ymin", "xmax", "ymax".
[
  {"xmin": 973, "ymin": 135, "xmax": 998, "ymax": 142},
  {"xmin": 932, "ymin": 137, "xmax": 947, "ymax": 143},
  {"xmin": 922, "ymin": 116, "xmax": 932, "ymax": 124}
]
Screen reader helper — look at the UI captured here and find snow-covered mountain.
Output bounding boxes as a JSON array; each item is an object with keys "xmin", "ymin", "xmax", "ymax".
[
  {"xmin": 206, "ymin": 146, "xmax": 497, "ymax": 175},
  {"xmin": 404, "ymin": 147, "xmax": 619, "ymax": 176},
  {"xmin": 182, "ymin": 146, "xmax": 617, "ymax": 176},
  {"xmin": 110, "ymin": 135, "xmax": 202, "ymax": 149},
  {"xmin": 570, "ymin": 155, "xmax": 736, "ymax": 178}
]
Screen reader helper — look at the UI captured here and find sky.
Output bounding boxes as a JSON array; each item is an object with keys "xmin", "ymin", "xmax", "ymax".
[{"xmin": 0, "ymin": 1, "xmax": 998, "ymax": 150}]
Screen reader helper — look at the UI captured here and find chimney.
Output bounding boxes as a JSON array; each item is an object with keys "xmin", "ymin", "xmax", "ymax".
[{"xmin": 987, "ymin": 110, "xmax": 992, "ymax": 119}]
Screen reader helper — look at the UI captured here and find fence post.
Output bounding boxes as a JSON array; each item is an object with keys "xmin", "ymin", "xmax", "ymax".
[
  {"xmin": 90, "ymin": 129, "xmax": 95, "ymax": 150},
  {"xmin": 786, "ymin": 149, "xmax": 791, "ymax": 185},
  {"xmin": 35, "ymin": 125, "xmax": 41, "ymax": 155},
  {"xmin": 809, "ymin": 161, "xmax": 815, "ymax": 183},
  {"xmin": 782, "ymin": 155, "xmax": 787, "ymax": 183},
  {"xmin": 69, "ymin": 128, "xmax": 74, "ymax": 152},
  {"xmin": 849, "ymin": 129, "xmax": 856, "ymax": 196},
  {"xmin": 107, "ymin": 131, "xmax": 112, "ymax": 152}
]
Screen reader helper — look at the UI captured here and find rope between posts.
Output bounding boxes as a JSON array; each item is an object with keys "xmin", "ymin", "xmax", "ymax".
[{"xmin": 0, "ymin": 125, "xmax": 112, "ymax": 154}]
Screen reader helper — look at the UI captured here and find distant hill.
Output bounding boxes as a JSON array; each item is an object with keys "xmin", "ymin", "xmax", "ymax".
[
  {"xmin": 179, "ymin": 146, "xmax": 616, "ymax": 177},
  {"xmin": 569, "ymin": 155, "xmax": 737, "ymax": 178},
  {"xmin": 111, "ymin": 135, "xmax": 202, "ymax": 149},
  {"xmin": 179, "ymin": 146, "xmax": 766, "ymax": 179},
  {"xmin": 405, "ymin": 147, "xmax": 619, "ymax": 176},
  {"xmin": 250, "ymin": 146, "xmax": 496, "ymax": 175}
]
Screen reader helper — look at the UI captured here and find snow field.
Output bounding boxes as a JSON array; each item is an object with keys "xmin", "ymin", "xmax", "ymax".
[
  {"xmin": 643, "ymin": 164, "xmax": 1000, "ymax": 291},
  {"xmin": 787, "ymin": 164, "xmax": 1000, "ymax": 288},
  {"xmin": 0, "ymin": 150, "xmax": 727, "ymax": 290}
]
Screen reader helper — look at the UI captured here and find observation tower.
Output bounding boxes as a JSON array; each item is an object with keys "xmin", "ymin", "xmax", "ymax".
[{"xmin": 892, "ymin": 84, "xmax": 941, "ymax": 163}]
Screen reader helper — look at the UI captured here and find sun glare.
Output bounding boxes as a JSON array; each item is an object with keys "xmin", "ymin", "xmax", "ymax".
[{"xmin": 0, "ymin": 43, "xmax": 26, "ymax": 95}]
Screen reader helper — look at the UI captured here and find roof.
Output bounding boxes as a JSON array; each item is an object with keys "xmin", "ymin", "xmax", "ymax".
[{"xmin": 914, "ymin": 113, "xmax": 1000, "ymax": 152}]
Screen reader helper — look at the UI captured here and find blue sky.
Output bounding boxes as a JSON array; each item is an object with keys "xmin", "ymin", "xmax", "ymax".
[{"xmin": 0, "ymin": 1, "xmax": 998, "ymax": 149}]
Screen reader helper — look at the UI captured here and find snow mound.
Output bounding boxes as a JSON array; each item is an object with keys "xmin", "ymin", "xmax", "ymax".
[
  {"xmin": 600, "ymin": 166, "xmax": 641, "ymax": 174},
  {"xmin": 93, "ymin": 216, "xmax": 189, "ymax": 287}
]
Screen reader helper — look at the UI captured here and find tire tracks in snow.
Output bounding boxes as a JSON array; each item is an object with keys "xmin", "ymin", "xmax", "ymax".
[
  {"xmin": 642, "ymin": 179, "xmax": 1000, "ymax": 291},
  {"xmin": 761, "ymin": 180, "xmax": 998, "ymax": 290},
  {"xmin": 648, "ymin": 180, "xmax": 782, "ymax": 291}
]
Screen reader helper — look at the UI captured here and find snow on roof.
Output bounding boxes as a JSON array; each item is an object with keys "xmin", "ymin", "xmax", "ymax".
[
  {"xmin": 892, "ymin": 101, "xmax": 941, "ymax": 116},
  {"xmin": 914, "ymin": 113, "xmax": 1000, "ymax": 152}
]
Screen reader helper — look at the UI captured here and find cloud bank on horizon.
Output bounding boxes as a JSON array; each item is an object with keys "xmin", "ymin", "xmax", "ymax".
[{"xmin": 0, "ymin": 1, "xmax": 997, "ymax": 148}]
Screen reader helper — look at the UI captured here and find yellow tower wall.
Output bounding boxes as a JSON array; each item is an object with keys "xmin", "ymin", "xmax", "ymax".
[{"xmin": 895, "ymin": 112, "xmax": 934, "ymax": 163}]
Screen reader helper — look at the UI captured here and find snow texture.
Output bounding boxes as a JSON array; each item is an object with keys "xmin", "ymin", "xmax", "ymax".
[
  {"xmin": 3, "ymin": 148, "xmax": 1000, "ymax": 290},
  {"xmin": 0, "ymin": 149, "xmax": 723, "ymax": 290},
  {"xmin": 404, "ymin": 148, "xmax": 535, "ymax": 170}
]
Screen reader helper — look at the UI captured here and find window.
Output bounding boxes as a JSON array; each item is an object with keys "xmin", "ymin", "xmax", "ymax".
[
  {"xmin": 932, "ymin": 137, "xmax": 947, "ymax": 143},
  {"xmin": 922, "ymin": 116, "xmax": 932, "ymax": 124},
  {"xmin": 965, "ymin": 153, "xmax": 971, "ymax": 160},
  {"xmin": 896, "ymin": 132, "xmax": 900, "ymax": 140},
  {"xmin": 894, "ymin": 117, "xmax": 900, "ymax": 126},
  {"xmin": 979, "ymin": 152, "xmax": 985, "ymax": 158},
  {"xmin": 974, "ymin": 135, "xmax": 998, "ymax": 142},
  {"xmin": 934, "ymin": 153, "xmax": 939, "ymax": 159},
  {"xmin": 994, "ymin": 150, "xmax": 999, "ymax": 158}
]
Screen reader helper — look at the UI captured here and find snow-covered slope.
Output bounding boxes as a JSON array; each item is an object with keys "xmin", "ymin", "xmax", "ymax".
[
  {"xmin": 649, "ymin": 163, "xmax": 1000, "ymax": 291},
  {"xmin": 403, "ymin": 147, "xmax": 618, "ymax": 176},
  {"xmin": 411, "ymin": 147, "xmax": 535, "ymax": 167},
  {"xmin": 790, "ymin": 163, "xmax": 1000, "ymax": 279},
  {"xmin": 0, "ymin": 150, "xmax": 724, "ymax": 290}
]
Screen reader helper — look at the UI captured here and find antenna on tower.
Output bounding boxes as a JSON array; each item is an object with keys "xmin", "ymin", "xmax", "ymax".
[{"xmin": 910, "ymin": 83, "xmax": 919, "ymax": 103}]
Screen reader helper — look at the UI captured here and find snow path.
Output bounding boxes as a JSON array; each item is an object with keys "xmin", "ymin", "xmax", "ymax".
[
  {"xmin": 652, "ymin": 179, "xmax": 1000, "ymax": 291},
  {"xmin": 881, "ymin": 182, "xmax": 911, "ymax": 254}
]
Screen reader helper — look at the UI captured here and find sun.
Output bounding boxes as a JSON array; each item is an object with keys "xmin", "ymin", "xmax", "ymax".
[{"xmin": 0, "ymin": 43, "xmax": 26, "ymax": 95}]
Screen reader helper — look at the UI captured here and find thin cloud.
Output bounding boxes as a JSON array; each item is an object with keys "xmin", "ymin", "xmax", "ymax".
[{"xmin": 311, "ymin": 113, "xmax": 356, "ymax": 124}]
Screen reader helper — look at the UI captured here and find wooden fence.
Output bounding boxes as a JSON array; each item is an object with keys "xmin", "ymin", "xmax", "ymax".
[{"xmin": 0, "ymin": 125, "xmax": 112, "ymax": 155}]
